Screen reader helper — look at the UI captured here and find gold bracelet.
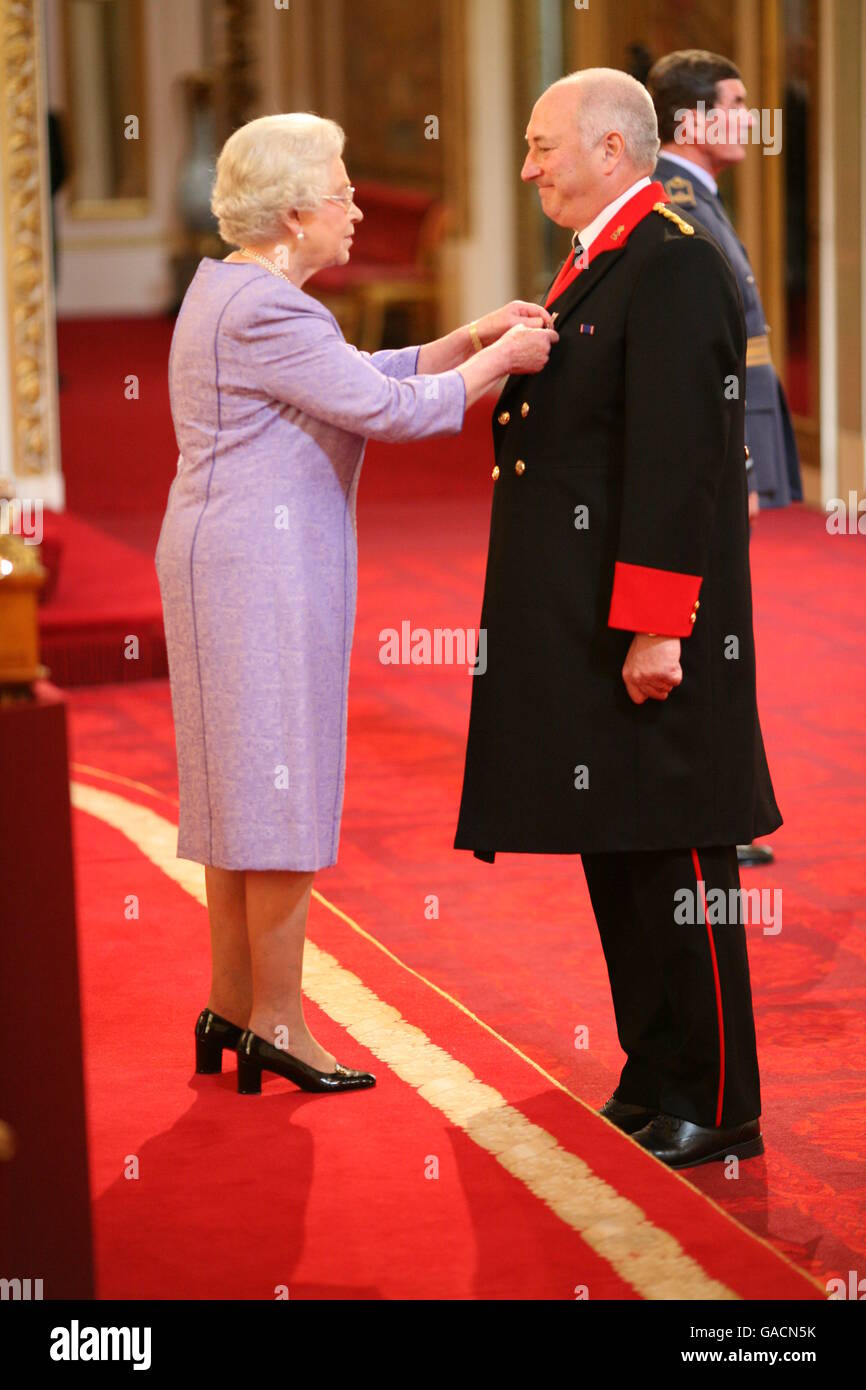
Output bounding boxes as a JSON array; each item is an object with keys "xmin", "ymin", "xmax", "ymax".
[{"xmin": 468, "ymin": 321, "xmax": 483, "ymax": 353}]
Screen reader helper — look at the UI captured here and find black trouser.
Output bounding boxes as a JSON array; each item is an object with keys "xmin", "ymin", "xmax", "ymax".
[{"xmin": 581, "ymin": 845, "xmax": 761, "ymax": 1127}]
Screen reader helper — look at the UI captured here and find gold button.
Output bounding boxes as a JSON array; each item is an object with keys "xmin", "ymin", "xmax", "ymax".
[
  {"xmin": 690, "ymin": 613, "xmax": 697, "ymax": 624},
  {"xmin": 694, "ymin": 600, "xmax": 700, "ymax": 610},
  {"xmin": 498, "ymin": 411, "xmax": 510, "ymax": 425},
  {"xmin": 491, "ymin": 465, "xmax": 500, "ymax": 480},
  {"xmin": 521, "ymin": 402, "xmax": 530, "ymax": 418},
  {"xmin": 744, "ymin": 445, "xmax": 750, "ymax": 460},
  {"xmin": 515, "ymin": 459, "xmax": 526, "ymax": 476}
]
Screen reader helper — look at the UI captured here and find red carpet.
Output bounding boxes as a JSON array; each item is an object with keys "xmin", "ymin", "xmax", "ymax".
[
  {"xmin": 56, "ymin": 317, "xmax": 179, "ymax": 515},
  {"xmin": 40, "ymin": 317, "xmax": 179, "ymax": 685},
  {"xmin": 70, "ymin": 773, "xmax": 822, "ymax": 1300},
  {"xmin": 39, "ymin": 510, "xmax": 167, "ymax": 686},
  {"xmin": 54, "ymin": 316, "xmax": 864, "ymax": 1297},
  {"xmin": 44, "ymin": 318, "xmax": 495, "ymax": 686}
]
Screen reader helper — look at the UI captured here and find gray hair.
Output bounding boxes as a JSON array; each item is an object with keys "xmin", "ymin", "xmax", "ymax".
[
  {"xmin": 552, "ymin": 68, "xmax": 660, "ymax": 171},
  {"xmin": 211, "ymin": 112, "xmax": 345, "ymax": 246}
]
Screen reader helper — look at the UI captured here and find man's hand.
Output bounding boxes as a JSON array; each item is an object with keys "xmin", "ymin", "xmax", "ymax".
[
  {"xmin": 474, "ymin": 300, "xmax": 554, "ymax": 344},
  {"xmin": 622, "ymin": 634, "xmax": 683, "ymax": 704},
  {"xmin": 748, "ymin": 489, "xmax": 760, "ymax": 521}
]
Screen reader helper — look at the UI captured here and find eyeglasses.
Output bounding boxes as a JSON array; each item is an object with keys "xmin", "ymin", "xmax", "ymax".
[{"xmin": 322, "ymin": 186, "xmax": 356, "ymax": 209}]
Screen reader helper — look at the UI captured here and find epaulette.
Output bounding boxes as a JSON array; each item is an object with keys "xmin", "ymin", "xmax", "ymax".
[
  {"xmin": 653, "ymin": 202, "xmax": 695, "ymax": 236},
  {"xmin": 663, "ymin": 175, "xmax": 697, "ymax": 208}
]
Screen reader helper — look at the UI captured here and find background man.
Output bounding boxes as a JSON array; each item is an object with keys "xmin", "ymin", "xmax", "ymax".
[
  {"xmin": 454, "ymin": 68, "xmax": 782, "ymax": 1169},
  {"xmin": 648, "ymin": 48, "xmax": 803, "ymax": 516}
]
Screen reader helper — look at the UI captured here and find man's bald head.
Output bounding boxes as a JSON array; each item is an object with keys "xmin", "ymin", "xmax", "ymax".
[
  {"xmin": 547, "ymin": 68, "xmax": 661, "ymax": 172},
  {"xmin": 522, "ymin": 67, "xmax": 660, "ymax": 232}
]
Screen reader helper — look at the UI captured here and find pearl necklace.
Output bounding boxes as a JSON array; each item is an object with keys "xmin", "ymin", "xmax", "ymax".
[{"xmin": 238, "ymin": 247, "xmax": 291, "ymax": 282}]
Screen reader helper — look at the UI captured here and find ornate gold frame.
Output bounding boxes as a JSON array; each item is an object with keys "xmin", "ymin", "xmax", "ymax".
[
  {"xmin": 60, "ymin": 0, "xmax": 149, "ymax": 221},
  {"xmin": 0, "ymin": 0, "xmax": 61, "ymax": 501}
]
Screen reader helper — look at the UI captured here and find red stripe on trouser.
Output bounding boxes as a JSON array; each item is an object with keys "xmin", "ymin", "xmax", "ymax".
[{"xmin": 691, "ymin": 847, "xmax": 726, "ymax": 1126}]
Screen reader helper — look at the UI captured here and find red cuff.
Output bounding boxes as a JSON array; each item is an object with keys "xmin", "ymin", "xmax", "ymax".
[{"xmin": 608, "ymin": 561, "xmax": 702, "ymax": 637}]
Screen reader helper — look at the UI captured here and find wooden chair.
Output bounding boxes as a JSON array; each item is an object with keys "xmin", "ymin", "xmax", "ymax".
[{"xmin": 310, "ymin": 181, "xmax": 447, "ymax": 352}]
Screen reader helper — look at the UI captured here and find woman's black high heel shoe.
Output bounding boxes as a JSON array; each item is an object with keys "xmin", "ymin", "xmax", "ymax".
[
  {"xmin": 194, "ymin": 1007, "xmax": 245, "ymax": 1073},
  {"xmin": 236, "ymin": 1028, "xmax": 376, "ymax": 1095}
]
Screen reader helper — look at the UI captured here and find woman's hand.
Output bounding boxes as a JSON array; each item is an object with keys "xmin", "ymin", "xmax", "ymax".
[
  {"xmin": 497, "ymin": 322, "xmax": 559, "ymax": 375},
  {"xmin": 474, "ymin": 300, "xmax": 555, "ymax": 345},
  {"xmin": 456, "ymin": 323, "xmax": 557, "ymax": 407}
]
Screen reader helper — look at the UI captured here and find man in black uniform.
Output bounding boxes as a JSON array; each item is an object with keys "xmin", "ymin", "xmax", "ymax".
[{"xmin": 454, "ymin": 68, "xmax": 782, "ymax": 1168}]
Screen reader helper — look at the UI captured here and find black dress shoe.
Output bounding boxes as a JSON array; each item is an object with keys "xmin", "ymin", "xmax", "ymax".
[
  {"xmin": 598, "ymin": 1095, "xmax": 659, "ymax": 1134},
  {"xmin": 194, "ymin": 1007, "xmax": 245, "ymax": 1073},
  {"xmin": 737, "ymin": 842, "xmax": 775, "ymax": 867},
  {"xmin": 633, "ymin": 1112, "xmax": 764, "ymax": 1168},
  {"xmin": 236, "ymin": 1028, "xmax": 376, "ymax": 1095}
]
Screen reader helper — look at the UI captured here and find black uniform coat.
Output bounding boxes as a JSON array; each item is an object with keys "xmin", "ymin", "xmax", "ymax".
[
  {"xmin": 453, "ymin": 195, "xmax": 782, "ymax": 861},
  {"xmin": 655, "ymin": 155, "xmax": 802, "ymax": 509}
]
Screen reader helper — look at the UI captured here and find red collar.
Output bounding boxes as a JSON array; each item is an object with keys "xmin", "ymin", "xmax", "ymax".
[{"xmin": 545, "ymin": 180, "xmax": 670, "ymax": 307}]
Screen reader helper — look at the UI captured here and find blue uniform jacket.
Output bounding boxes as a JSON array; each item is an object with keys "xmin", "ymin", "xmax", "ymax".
[{"xmin": 655, "ymin": 154, "xmax": 802, "ymax": 507}]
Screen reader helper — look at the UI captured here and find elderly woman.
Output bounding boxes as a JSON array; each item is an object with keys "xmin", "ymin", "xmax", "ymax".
[{"xmin": 155, "ymin": 113, "xmax": 556, "ymax": 1097}]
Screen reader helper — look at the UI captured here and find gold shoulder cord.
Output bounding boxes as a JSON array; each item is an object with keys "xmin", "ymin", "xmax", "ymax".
[{"xmin": 652, "ymin": 203, "xmax": 695, "ymax": 236}]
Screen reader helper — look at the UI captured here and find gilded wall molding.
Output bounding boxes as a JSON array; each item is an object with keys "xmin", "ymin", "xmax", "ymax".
[{"xmin": 0, "ymin": 0, "xmax": 60, "ymax": 498}]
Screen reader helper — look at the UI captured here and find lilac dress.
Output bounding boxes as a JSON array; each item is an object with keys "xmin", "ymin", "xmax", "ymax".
[{"xmin": 155, "ymin": 259, "xmax": 466, "ymax": 870}]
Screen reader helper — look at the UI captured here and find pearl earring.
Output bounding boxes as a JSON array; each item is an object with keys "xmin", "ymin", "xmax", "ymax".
[{"xmin": 297, "ymin": 231, "xmax": 304, "ymax": 240}]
